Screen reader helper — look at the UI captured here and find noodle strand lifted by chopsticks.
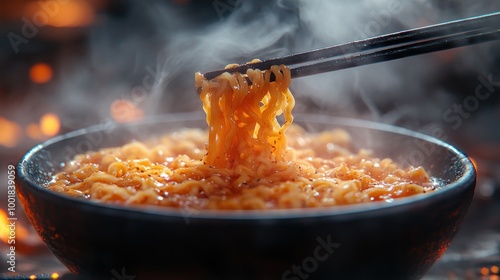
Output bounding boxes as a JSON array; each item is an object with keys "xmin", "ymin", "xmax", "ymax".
[{"xmin": 195, "ymin": 61, "xmax": 295, "ymax": 169}]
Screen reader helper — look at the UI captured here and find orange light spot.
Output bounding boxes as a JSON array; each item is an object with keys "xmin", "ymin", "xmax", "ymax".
[
  {"xmin": 40, "ymin": 113, "xmax": 61, "ymax": 137},
  {"xmin": 26, "ymin": 123, "xmax": 44, "ymax": 140},
  {"xmin": 0, "ymin": 210, "xmax": 10, "ymax": 243},
  {"xmin": 482, "ymin": 267, "xmax": 490, "ymax": 276},
  {"xmin": 25, "ymin": 0, "xmax": 95, "ymax": 28},
  {"xmin": 51, "ymin": 272, "xmax": 60, "ymax": 279},
  {"xmin": 492, "ymin": 266, "xmax": 500, "ymax": 274},
  {"xmin": 490, "ymin": 276, "xmax": 500, "ymax": 280},
  {"xmin": 30, "ymin": 275, "xmax": 37, "ymax": 280},
  {"xmin": 0, "ymin": 210, "xmax": 31, "ymax": 244},
  {"xmin": 30, "ymin": 63, "xmax": 53, "ymax": 84},
  {"xmin": 110, "ymin": 99, "xmax": 144, "ymax": 123},
  {"xmin": 0, "ymin": 117, "xmax": 22, "ymax": 148}
]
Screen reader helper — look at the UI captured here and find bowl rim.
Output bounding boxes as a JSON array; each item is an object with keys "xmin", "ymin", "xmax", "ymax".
[{"xmin": 16, "ymin": 112, "xmax": 476, "ymax": 220}]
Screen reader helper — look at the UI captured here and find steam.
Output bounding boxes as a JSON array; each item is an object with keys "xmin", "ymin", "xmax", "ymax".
[
  {"xmin": 53, "ymin": 0, "xmax": 500, "ymax": 130},
  {"xmin": 147, "ymin": 1, "xmax": 302, "ymax": 113}
]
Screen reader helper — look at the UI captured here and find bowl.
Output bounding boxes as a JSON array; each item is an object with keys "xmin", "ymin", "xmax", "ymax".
[{"xmin": 16, "ymin": 112, "xmax": 476, "ymax": 279}]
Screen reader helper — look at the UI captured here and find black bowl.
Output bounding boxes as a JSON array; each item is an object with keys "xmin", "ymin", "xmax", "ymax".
[{"xmin": 16, "ymin": 113, "xmax": 476, "ymax": 280}]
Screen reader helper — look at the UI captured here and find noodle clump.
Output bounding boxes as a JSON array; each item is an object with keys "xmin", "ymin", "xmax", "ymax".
[{"xmin": 48, "ymin": 63, "xmax": 437, "ymax": 210}]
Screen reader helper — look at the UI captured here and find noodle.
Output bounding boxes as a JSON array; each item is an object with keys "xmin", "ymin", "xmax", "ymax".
[
  {"xmin": 47, "ymin": 62, "xmax": 437, "ymax": 210},
  {"xmin": 195, "ymin": 62, "xmax": 294, "ymax": 168}
]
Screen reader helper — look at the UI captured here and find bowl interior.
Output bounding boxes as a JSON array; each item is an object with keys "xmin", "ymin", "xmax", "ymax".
[
  {"xmin": 15, "ymin": 112, "xmax": 477, "ymax": 279},
  {"xmin": 18, "ymin": 112, "xmax": 475, "ymax": 218}
]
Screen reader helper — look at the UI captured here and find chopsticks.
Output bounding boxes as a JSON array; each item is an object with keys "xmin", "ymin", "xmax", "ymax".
[{"xmin": 198, "ymin": 11, "xmax": 500, "ymax": 84}]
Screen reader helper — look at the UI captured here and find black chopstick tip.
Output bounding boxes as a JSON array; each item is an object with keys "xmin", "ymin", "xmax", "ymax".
[{"xmin": 196, "ymin": 66, "xmax": 288, "ymax": 94}]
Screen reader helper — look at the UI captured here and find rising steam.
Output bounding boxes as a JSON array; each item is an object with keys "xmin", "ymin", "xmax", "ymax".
[{"xmin": 53, "ymin": 0, "xmax": 500, "ymax": 130}]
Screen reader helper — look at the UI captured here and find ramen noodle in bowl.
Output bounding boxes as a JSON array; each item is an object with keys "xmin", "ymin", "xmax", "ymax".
[{"xmin": 48, "ymin": 63, "xmax": 437, "ymax": 210}]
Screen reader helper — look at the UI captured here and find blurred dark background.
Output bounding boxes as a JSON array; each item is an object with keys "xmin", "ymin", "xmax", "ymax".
[
  {"xmin": 0, "ymin": 0, "xmax": 499, "ymax": 278},
  {"xmin": 1, "ymin": 0, "xmax": 500, "ymax": 164}
]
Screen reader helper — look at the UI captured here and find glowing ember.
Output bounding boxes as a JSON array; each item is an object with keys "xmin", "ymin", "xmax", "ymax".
[
  {"xmin": 110, "ymin": 99, "xmax": 145, "ymax": 123},
  {"xmin": 29, "ymin": 63, "xmax": 53, "ymax": 84},
  {"xmin": 40, "ymin": 113, "xmax": 61, "ymax": 137},
  {"xmin": 492, "ymin": 266, "xmax": 500, "ymax": 274},
  {"xmin": 0, "ymin": 117, "xmax": 22, "ymax": 148}
]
